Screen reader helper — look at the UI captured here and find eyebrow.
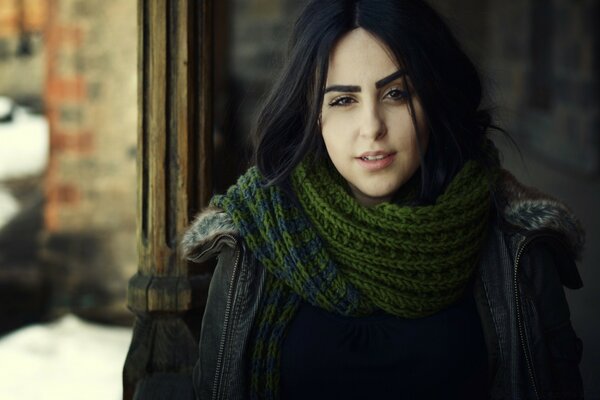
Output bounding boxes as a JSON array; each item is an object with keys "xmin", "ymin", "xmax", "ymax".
[
  {"xmin": 324, "ymin": 69, "xmax": 407, "ymax": 94},
  {"xmin": 324, "ymin": 85, "xmax": 361, "ymax": 94},
  {"xmin": 375, "ymin": 69, "xmax": 407, "ymax": 89}
]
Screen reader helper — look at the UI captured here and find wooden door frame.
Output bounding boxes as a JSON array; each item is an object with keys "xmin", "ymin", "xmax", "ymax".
[{"xmin": 123, "ymin": 0, "xmax": 214, "ymax": 397}]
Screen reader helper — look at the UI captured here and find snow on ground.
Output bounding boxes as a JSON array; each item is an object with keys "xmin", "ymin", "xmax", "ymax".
[
  {"xmin": 0, "ymin": 314, "xmax": 133, "ymax": 400},
  {"xmin": 0, "ymin": 185, "xmax": 20, "ymax": 229},
  {"xmin": 0, "ymin": 100, "xmax": 49, "ymax": 181}
]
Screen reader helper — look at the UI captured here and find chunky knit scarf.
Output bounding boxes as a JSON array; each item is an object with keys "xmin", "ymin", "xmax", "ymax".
[{"xmin": 211, "ymin": 159, "xmax": 495, "ymax": 400}]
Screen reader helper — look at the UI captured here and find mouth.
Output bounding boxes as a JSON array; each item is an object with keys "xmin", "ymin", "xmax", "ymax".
[
  {"xmin": 355, "ymin": 152, "xmax": 396, "ymax": 171},
  {"xmin": 357, "ymin": 150, "xmax": 395, "ymax": 159},
  {"xmin": 359, "ymin": 154, "xmax": 389, "ymax": 161}
]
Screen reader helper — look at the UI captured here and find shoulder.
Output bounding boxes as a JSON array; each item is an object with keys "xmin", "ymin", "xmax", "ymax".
[
  {"xmin": 180, "ymin": 206, "xmax": 240, "ymax": 263},
  {"xmin": 492, "ymin": 169, "xmax": 585, "ymax": 261},
  {"xmin": 484, "ymin": 169, "xmax": 584, "ymax": 289}
]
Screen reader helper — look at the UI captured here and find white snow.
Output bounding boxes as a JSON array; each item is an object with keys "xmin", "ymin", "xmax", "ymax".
[
  {"xmin": 0, "ymin": 97, "xmax": 13, "ymax": 117},
  {"xmin": 0, "ymin": 98, "xmax": 130, "ymax": 398},
  {"xmin": 0, "ymin": 100, "xmax": 49, "ymax": 181},
  {"xmin": 0, "ymin": 314, "xmax": 133, "ymax": 400},
  {"xmin": 0, "ymin": 185, "xmax": 20, "ymax": 229}
]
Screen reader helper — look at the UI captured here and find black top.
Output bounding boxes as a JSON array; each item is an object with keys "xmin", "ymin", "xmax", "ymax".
[{"xmin": 280, "ymin": 286, "xmax": 488, "ymax": 400}]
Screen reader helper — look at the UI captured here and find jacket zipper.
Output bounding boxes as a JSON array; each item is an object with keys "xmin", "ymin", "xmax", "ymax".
[
  {"xmin": 211, "ymin": 235, "xmax": 241, "ymax": 400},
  {"xmin": 514, "ymin": 233, "xmax": 553, "ymax": 400}
]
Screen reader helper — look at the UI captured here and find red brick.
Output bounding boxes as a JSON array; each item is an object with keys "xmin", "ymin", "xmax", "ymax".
[
  {"xmin": 0, "ymin": 16, "xmax": 18, "ymax": 37},
  {"xmin": 44, "ymin": 183, "xmax": 81, "ymax": 232},
  {"xmin": 51, "ymin": 130, "xmax": 95, "ymax": 154},
  {"xmin": 55, "ymin": 25, "xmax": 84, "ymax": 45},
  {"xmin": 23, "ymin": 0, "xmax": 48, "ymax": 31},
  {"xmin": 0, "ymin": 0, "xmax": 18, "ymax": 21},
  {"xmin": 50, "ymin": 183, "xmax": 81, "ymax": 204},
  {"xmin": 0, "ymin": 0, "xmax": 48, "ymax": 37},
  {"xmin": 44, "ymin": 202, "xmax": 60, "ymax": 231},
  {"xmin": 46, "ymin": 77, "xmax": 87, "ymax": 101},
  {"xmin": 59, "ymin": 185, "xmax": 79, "ymax": 204}
]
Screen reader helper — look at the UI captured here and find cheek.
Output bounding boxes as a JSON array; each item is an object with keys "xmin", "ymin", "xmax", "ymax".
[
  {"xmin": 392, "ymin": 106, "xmax": 428, "ymax": 157},
  {"xmin": 321, "ymin": 131, "xmax": 344, "ymax": 163},
  {"xmin": 321, "ymin": 115, "xmax": 352, "ymax": 151},
  {"xmin": 404, "ymin": 129, "xmax": 426, "ymax": 167}
]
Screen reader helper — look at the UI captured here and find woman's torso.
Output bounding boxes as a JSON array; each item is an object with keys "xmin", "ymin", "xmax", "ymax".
[{"xmin": 280, "ymin": 283, "xmax": 488, "ymax": 400}]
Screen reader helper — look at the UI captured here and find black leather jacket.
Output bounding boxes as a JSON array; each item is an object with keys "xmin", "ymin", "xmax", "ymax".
[{"xmin": 182, "ymin": 172, "xmax": 585, "ymax": 400}]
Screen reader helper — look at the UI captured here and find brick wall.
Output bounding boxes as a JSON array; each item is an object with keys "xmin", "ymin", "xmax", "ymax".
[{"xmin": 43, "ymin": 0, "xmax": 136, "ymax": 321}]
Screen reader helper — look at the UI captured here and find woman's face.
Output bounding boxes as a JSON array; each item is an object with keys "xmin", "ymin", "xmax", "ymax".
[{"xmin": 320, "ymin": 28, "xmax": 428, "ymax": 207}]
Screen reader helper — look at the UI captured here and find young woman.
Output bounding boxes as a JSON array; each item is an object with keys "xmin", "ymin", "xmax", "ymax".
[{"xmin": 182, "ymin": 0, "xmax": 585, "ymax": 399}]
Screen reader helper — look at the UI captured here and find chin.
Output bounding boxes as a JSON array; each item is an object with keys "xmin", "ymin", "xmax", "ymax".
[
  {"xmin": 363, "ymin": 190, "xmax": 395, "ymax": 199},
  {"xmin": 366, "ymin": 184, "xmax": 402, "ymax": 199},
  {"xmin": 355, "ymin": 186, "xmax": 399, "ymax": 203}
]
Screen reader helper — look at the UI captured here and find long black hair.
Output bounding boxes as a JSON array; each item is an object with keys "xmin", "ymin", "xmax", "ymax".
[{"xmin": 253, "ymin": 0, "xmax": 501, "ymax": 204}]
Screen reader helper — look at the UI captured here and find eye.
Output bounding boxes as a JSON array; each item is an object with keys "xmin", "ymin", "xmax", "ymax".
[
  {"xmin": 385, "ymin": 88, "xmax": 408, "ymax": 101},
  {"xmin": 328, "ymin": 96, "xmax": 356, "ymax": 107}
]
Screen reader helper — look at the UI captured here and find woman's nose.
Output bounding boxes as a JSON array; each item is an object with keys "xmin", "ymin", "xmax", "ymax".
[{"xmin": 359, "ymin": 105, "xmax": 387, "ymax": 140}]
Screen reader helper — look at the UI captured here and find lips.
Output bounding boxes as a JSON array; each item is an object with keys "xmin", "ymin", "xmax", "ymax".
[{"xmin": 355, "ymin": 151, "xmax": 396, "ymax": 171}]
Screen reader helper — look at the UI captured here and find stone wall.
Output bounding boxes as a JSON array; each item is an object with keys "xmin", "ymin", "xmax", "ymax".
[
  {"xmin": 212, "ymin": 0, "xmax": 306, "ymax": 192},
  {"xmin": 42, "ymin": 0, "xmax": 137, "ymax": 321},
  {"xmin": 486, "ymin": 0, "xmax": 599, "ymax": 173},
  {"xmin": 428, "ymin": 0, "xmax": 489, "ymax": 64}
]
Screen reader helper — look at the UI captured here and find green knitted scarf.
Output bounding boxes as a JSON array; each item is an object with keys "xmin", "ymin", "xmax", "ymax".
[{"xmin": 211, "ymin": 159, "xmax": 495, "ymax": 400}]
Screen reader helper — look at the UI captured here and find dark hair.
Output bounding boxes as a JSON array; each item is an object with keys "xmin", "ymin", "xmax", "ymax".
[{"xmin": 253, "ymin": 0, "xmax": 501, "ymax": 204}]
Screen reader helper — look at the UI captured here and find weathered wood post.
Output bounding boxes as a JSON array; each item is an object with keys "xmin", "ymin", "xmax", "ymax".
[{"xmin": 123, "ymin": 0, "xmax": 214, "ymax": 398}]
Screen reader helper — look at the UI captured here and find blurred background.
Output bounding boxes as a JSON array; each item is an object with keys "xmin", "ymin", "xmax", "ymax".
[{"xmin": 0, "ymin": 0, "xmax": 598, "ymax": 399}]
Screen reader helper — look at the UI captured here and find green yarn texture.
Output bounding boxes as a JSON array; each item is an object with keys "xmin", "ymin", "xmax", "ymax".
[
  {"xmin": 211, "ymin": 158, "xmax": 495, "ymax": 400},
  {"xmin": 292, "ymin": 160, "xmax": 492, "ymax": 317}
]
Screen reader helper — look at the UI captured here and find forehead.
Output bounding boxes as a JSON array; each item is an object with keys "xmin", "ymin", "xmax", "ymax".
[{"xmin": 327, "ymin": 28, "xmax": 400, "ymax": 84}]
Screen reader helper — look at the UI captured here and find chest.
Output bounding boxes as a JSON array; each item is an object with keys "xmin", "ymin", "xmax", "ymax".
[{"xmin": 280, "ymin": 291, "xmax": 489, "ymax": 399}]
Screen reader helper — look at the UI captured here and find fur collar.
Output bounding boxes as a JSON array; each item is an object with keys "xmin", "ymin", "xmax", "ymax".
[
  {"xmin": 496, "ymin": 169, "xmax": 585, "ymax": 260},
  {"xmin": 181, "ymin": 170, "xmax": 585, "ymax": 261},
  {"xmin": 181, "ymin": 206, "xmax": 238, "ymax": 262}
]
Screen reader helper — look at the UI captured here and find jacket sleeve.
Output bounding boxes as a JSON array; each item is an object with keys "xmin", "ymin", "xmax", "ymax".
[
  {"xmin": 191, "ymin": 237, "xmax": 264, "ymax": 400},
  {"xmin": 193, "ymin": 244, "xmax": 235, "ymax": 400},
  {"xmin": 521, "ymin": 239, "xmax": 584, "ymax": 399}
]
